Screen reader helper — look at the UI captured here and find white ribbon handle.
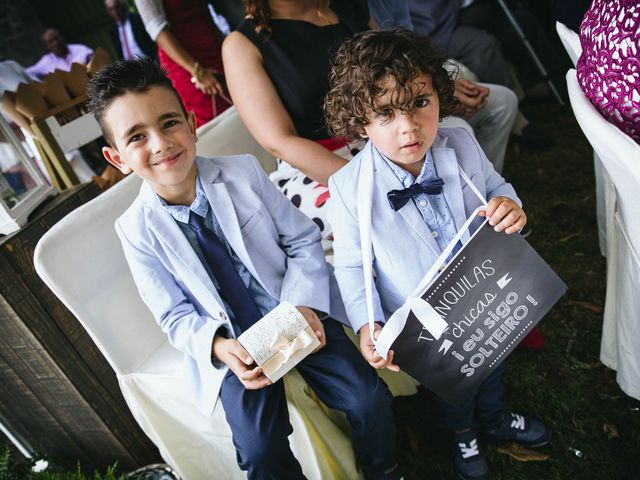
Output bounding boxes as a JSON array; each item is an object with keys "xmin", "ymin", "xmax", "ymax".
[
  {"xmin": 374, "ymin": 205, "xmax": 488, "ymax": 357},
  {"xmin": 270, "ymin": 330, "xmax": 314, "ymax": 367},
  {"xmin": 356, "ymin": 142, "xmax": 490, "ymax": 358}
]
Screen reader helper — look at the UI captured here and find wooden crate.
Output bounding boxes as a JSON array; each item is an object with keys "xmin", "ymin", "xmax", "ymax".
[{"xmin": 0, "ymin": 183, "xmax": 160, "ymax": 472}]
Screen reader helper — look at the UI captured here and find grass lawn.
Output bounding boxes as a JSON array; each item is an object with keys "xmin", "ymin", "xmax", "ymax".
[{"xmin": 394, "ymin": 101, "xmax": 640, "ymax": 479}]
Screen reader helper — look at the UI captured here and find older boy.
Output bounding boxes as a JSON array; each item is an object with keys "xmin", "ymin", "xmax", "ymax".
[
  {"xmin": 88, "ymin": 58, "xmax": 401, "ymax": 480},
  {"xmin": 325, "ymin": 30, "xmax": 549, "ymax": 480}
]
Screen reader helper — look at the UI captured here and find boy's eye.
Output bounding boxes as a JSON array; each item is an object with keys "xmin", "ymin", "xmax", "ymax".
[
  {"xmin": 129, "ymin": 133, "xmax": 144, "ymax": 143},
  {"xmin": 163, "ymin": 119, "xmax": 179, "ymax": 129},
  {"xmin": 376, "ymin": 108, "xmax": 394, "ymax": 119},
  {"xmin": 414, "ymin": 98, "xmax": 429, "ymax": 108}
]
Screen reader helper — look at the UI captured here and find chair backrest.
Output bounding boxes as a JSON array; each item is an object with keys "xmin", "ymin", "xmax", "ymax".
[
  {"xmin": 196, "ymin": 106, "xmax": 277, "ymax": 174},
  {"xmin": 34, "ymin": 174, "xmax": 161, "ymax": 375},
  {"xmin": 566, "ymin": 69, "xmax": 640, "ymax": 252},
  {"xmin": 556, "ymin": 22, "xmax": 582, "ymax": 66},
  {"xmin": 34, "ymin": 106, "xmax": 277, "ymax": 375}
]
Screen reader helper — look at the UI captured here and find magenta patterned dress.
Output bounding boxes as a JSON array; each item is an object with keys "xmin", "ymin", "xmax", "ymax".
[{"xmin": 576, "ymin": 0, "xmax": 640, "ymax": 144}]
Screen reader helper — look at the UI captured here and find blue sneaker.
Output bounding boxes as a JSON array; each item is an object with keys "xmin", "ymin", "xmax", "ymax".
[
  {"xmin": 484, "ymin": 412, "xmax": 551, "ymax": 447},
  {"xmin": 453, "ymin": 430, "xmax": 490, "ymax": 480}
]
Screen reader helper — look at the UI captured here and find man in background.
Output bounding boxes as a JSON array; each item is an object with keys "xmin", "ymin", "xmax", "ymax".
[
  {"xmin": 26, "ymin": 28, "xmax": 93, "ymax": 80},
  {"xmin": 105, "ymin": 0, "xmax": 156, "ymax": 60}
]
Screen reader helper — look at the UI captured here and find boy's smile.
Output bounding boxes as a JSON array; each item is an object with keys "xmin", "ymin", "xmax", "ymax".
[
  {"xmin": 102, "ymin": 85, "xmax": 198, "ymax": 205},
  {"xmin": 363, "ymin": 73, "xmax": 440, "ymax": 177}
]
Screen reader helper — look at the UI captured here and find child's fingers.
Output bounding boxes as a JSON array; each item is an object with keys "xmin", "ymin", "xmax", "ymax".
[
  {"xmin": 362, "ymin": 346, "xmax": 380, "ymax": 363},
  {"xmin": 243, "ymin": 375, "xmax": 272, "ymax": 390},
  {"xmin": 368, "ymin": 357, "xmax": 389, "ymax": 369},
  {"xmin": 364, "ymin": 348, "xmax": 384, "ymax": 366},
  {"xmin": 368, "ymin": 350, "xmax": 395, "ymax": 369},
  {"xmin": 488, "ymin": 202, "xmax": 513, "ymax": 227},
  {"xmin": 229, "ymin": 341, "xmax": 254, "ymax": 365},
  {"xmin": 386, "ymin": 363, "xmax": 401, "ymax": 372},
  {"xmin": 505, "ymin": 214, "xmax": 527, "ymax": 234},
  {"xmin": 382, "ymin": 351, "xmax": 401, "ymax": 372},
  {"xmin": 311, "ymin": 323, "xmax": 326, "ymax": 352},
  {"xmin": 225, "ymin": 354, "xmax": 251, "ymax": 375},
  {"xmin": 238, "ymin": 365, "xmax": 263, "ymax": 382},
  {"xmin": 493, "ymin": 209, "xmax": 520, "ymax": 232},
  {"xmin": 484, "ymin": 196, "xmax": 502, "ymax": 218}
]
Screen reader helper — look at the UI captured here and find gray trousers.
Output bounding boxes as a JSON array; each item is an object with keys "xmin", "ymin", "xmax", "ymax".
[{"xmin": 440, "ymin": 83, "xmax": 518, "ymax": 174}]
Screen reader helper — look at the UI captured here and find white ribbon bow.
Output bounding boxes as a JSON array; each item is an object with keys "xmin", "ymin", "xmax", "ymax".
[{"xmin": 270, "ymin": 329, "xmax": 315, "ymax": 367}]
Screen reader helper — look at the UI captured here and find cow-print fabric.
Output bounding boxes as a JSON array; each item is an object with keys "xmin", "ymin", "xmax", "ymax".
[{"xmin": 269, "ymin": 141, "xmax": 364, "ymax": 250}]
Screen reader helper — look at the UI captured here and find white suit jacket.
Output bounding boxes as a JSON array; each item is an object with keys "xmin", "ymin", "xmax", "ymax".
[
  {"xmin": 115, "ymin": 155, "xmax": 346, "ymax": 415},
  {"xmin": 327, "ymin": 128, "xmax": 520, "ymax": 334}
]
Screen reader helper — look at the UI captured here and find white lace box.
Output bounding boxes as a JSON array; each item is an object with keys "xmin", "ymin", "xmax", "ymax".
[{"xmin": 237, "ymin": 302, "xmax": 320, "ymax": 382}]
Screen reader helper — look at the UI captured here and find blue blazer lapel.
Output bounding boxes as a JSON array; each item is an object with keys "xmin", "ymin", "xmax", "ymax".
[
  {"xmin": 141, "ymin": 185, "xmax": 227, "ymax": 314},
  {"xmin": 197, "ymin": 159, "xmax": 267, "ymax": 293},
  {"xmin": 432, "ymin": 140, "xmax": 472, "ymax": 245},
  {"xmin": 373, "ymin": 151, "xmax": 440, "ymax": 257}
]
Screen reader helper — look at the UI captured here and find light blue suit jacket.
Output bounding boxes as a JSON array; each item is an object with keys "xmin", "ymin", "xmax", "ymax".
[
  {"xmin": 327, "ymin": 128, "xmax": 520, "ymax": 334},
  {"xmin": 115, "ymin": 155, "xmax": 346, "ymax": 415}
]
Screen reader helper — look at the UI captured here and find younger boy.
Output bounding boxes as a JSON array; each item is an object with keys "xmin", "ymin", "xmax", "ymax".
[
  {"xmin": 325, "ymin": 30, "xmax": 550, "ymax": 480},
  {"xmin": 87, "ymin": 58, "xmax": 401, "ymax": 480}
]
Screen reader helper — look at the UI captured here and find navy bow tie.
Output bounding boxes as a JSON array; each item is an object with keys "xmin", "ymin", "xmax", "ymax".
[{"xmin": 387, "ymin": 177, "xmax": 444, "ymax": 211}]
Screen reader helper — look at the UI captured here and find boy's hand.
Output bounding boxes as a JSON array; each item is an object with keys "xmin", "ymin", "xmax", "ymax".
[
  {"xmin": 478, "ymin": 196, "xmax": 527, "ymax": 234},
  {"xmin": 358, "ymin": 323, "xmax": 400, "ymax": 372},
  {"xmin": 212, "ymin": 336, "xmax": 272, "ymax": 389},
  {"xmin": 297, "ymin": 306, "xmax": 326, "ymax": 353}
]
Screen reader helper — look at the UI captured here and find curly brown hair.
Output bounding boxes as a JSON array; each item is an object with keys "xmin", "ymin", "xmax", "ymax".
[
  {"xmin": 324, "ymin": 29, "xmax": 457, "ymax": 139},
  {"xmin": 242, "ymin": 0, "xmax": 271, "ymax": 34},
  {"xmin": 242, "ymin": 0, "xmax": 329, "ymax": 36}
]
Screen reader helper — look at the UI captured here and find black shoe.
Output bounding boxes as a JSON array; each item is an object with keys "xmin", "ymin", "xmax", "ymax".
[
  {"xmin": 453, "ymin": 430, "xmax": 490, "ymax": 480},
  {"xmin": 511, "ymin": 123, "xmax": 555, "ymax": 148},
  {"xmin": 484, "ymin": 412, "xmax": 551, "ymax": 447}
]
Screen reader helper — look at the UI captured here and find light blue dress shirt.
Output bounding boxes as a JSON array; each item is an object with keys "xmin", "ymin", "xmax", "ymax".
[
  {"xmin": 384, "ymin": 150, "xmax": 460, "ymax": 261},
  {"xmin": 160, "ymin": 177, "xmax": 279, "ymax": 335}
]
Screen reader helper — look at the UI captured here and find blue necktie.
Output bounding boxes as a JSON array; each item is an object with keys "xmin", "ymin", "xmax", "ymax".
[
  {"xmin": 189, "ymin": 212, "xmax": 262, "ymax": 333},
  {"xmin": 387, "ymin": 177, "xmax": 445, "ymax": 211}
]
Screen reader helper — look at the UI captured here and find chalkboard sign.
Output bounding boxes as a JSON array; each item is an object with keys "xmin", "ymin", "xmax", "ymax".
[{"xmin": 391, "ymin": 222, "xmax": 567, "ymax": 405}]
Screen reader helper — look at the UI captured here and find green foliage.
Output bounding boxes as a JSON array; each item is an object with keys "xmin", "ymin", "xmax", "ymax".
[
  {"xmin": 0, "ymin": 446, "xmax": 124, "ymax": 480},
  {"xmin": 32, "ymin": 462, "xmax": 123, "ymax": 480},
  {"xmin": 0, "ymin": 444, "xmax": 20, "ymax": 480}
]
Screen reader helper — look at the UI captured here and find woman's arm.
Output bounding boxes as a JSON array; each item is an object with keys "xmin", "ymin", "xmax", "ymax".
[
  {"xmin": 222, "ymin": 31, "xmax": 348, "ymax": 186},
  {"xmin": 135, "ymin": 0, "xmax": 223, "ymax": 95},
  {"xmin": 155, "ymin": 29, "xmax": 223, "ymax": 95}
]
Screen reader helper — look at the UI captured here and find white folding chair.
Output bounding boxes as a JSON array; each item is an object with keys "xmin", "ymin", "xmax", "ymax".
[
  {"xmin": 34, "ymin": 107, "xmax": 364, "ymax": 479},
  {"xmin": 557, "ymin": 21, "xmax": 612, "ymax": 258},
  {"xmin": 555, "ymin": 21, "xmax": 581, "ymax": 66},
  {"xmin": 567, "ymin": 69, "xmax": 640, "ymax": 400}
]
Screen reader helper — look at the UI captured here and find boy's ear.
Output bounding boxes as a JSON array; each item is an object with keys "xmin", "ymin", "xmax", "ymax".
[
  {"xmin": 102, "ymin": 146, "xmax": 132, "ymax": 174},
  {"xmin": 187, "ymin": 110, "xmax": 197, "ymax": 141}
]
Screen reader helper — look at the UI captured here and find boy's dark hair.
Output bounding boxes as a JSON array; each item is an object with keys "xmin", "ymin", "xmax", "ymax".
[
  {"xmin": 324, "ymin": 29, "xmax": 456, "ymax": 139},
  {"xmin": 87, "ymin": 58, "xmax": 186, "ymax": 146}
]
